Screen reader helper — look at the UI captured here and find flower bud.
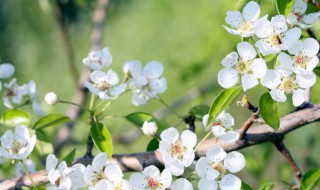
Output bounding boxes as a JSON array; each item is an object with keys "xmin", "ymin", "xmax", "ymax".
[
  {"xmin": 44, "ymin": 92, "xmax": 58, "ymax": 105},
  {"xmin": 142, "ymin": 121, "xmax": 158, "ymax": 136}
]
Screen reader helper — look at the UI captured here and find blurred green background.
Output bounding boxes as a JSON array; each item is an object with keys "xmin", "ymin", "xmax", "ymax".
[{"xmin": 0, "ymin": 0, "xmax": 320, "ymax": 188}]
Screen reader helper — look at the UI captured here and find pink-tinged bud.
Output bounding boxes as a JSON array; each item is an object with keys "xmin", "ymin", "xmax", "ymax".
[
  {"xmin": 142, "ymin": 121, "xmax": 158, "ymax": 136},
  {"xmin": 44, "ymin": 92, "xmax": 58, "ymax": 105}
]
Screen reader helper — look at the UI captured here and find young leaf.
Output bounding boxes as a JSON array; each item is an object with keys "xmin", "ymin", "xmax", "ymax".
[
  {"xmin": 276, "ymin": 0, "xmax": 294, "ymax": 17},
  {"xmin": 33, "ymin": 114, "xmax": 71, "ymax": 129},
  {"xmin": 146, "ymin": 138, "xmax": 159, "ymax": 151},
  {"xmin": 241, "ymin": 181, "xmax": 253, "ymax": 190},
  {"xmin": 301, "ymin": 169, "xmax": 320, "ymax": 190},
  {"xmin": 259, "ymin": 92, "xmax": 280, "ymax": 129},
  {"xmin": 62, "ymin": 148, "xmax": 76, "ymax": 166},
  {"xmin": 189, "ymin": 104, "xmax": 210, "ymax": 120},
  {"xmin": 90, "ymin": 122, "xmax": 113, "ymax": 159},
  {"xmin": 313, "ymin": 66, "xmax": 320, "ymax": 78},
  {"xmin": 306, "ymin": 2, "xmax": 320, "ymax": 14},
  {"xmin": 35, "ymin": 129, "xmax": 51, "ymax": 143},
  {"xmin": 125, "ymin": 112, "xmax": 166, "ymax": 136},
  {"xmin": 208, "ymin": 86, "xmax": 242, "ymax": 123},
  {"xmin": 0, "ymin": 110, "xmax": 30, "ymax": 127},
  {"xmin": 259, "ymin": 182, "xmax": 275, "ymax": 190}
]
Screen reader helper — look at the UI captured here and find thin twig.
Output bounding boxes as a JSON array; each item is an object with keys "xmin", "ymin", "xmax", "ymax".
[
  {"xmin": 310, "ymin": 0, "xmax": 320, "ymax": 9},
  {"xmin": 84, "ymin": 133, "xmax": 94, "ymax": 158},
  {"xmin": 239, "ymin": 111, "xmax": 259, "ymax": 139}
]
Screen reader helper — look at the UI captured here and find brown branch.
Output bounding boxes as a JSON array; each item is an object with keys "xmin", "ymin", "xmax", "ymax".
[
  {"xmin": 274, "ymin": 141, "xmax": 302, "ymax": 189},
  {"xmin": 239, "ymin": 96, "xmax": 259, "ymax": 138},
  {"xmin": 53, "ymin": 0, "xmax": 109, "ymax": 155},
  {"xmin": 310, "ymin": 0, "xmax": 320, "ymax": 9},
  {"xmin": 2, "ymin": 105, "xmax": 320, "ymax": 189}
]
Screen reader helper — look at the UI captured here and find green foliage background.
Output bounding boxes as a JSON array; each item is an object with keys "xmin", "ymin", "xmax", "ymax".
[{"xmin": 0, "ymin": 0, "xmax": 320, "ymax": 188}]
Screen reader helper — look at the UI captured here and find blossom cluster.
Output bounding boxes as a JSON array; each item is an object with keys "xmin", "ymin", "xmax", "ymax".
[
  {"xmin": 219, "ymin": 0, "xmax": 320, "ymax": 106},
  {"xmin": 82, "ymin": 48, "xmax": 167, "ymax": 106}
]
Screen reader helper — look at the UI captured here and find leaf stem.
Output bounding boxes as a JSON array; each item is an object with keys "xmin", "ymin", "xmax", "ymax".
[
  {"xmin": 194, "ymin": 130, "xmax": 212, "ymax": 152},
  {"xmin": 20, "ymin": 160, "xmax": 36, "ymax": 189},
  {"xmin": 58, "ymin": 99, "xmax": 91, "ymax": 112},
  {"xmin": 159, "ymin": 98, "xmax": 183, "ymax": 118}
]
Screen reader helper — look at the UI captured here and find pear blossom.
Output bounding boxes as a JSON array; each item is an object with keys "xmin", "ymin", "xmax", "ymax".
[
  {"xmin": 287, "ymin": 0, "xmax": 320, "ymax": 29},
  {"xmin": 203, "ymin": 111, "xmax": 239, "ymax": 142},
  {"xmin": 0, "ymin": 125, "xmax": 36, "ymax": 160},
  {"xmin": 83, "ymin": 47, "xmax": 112, "ymax": 70},
  {"xmin": 15, "ymin": 159, "xmax": 36, "ymax": 177},
  {"xmin": 171, "ymin": 178, "xmax": 193, "ymax": 190},
  {"xmin": 142, "ymin": 121, "xmax": 158, "ymax": 136},
  {"xmin": 0, "ymin": 63, "xmax": 15, "ymax": 91},
  {"xmin": 84, "ymin": 70, "xmax": 126, "ymax": 100},
  {"xmin": 218, "ymin": 42, "xmax": 267, "ymax": 91},
  {"xmin": 45, "ymin": 92, "xmax": 59, "ymax": 105},
  {"xmin": 158, "ymin": 127, "xmax": 197, "ymax": 176},
  {"xmin": 130, "ymin": 165, "xmax": 172, "ymax": 190},
  {"xmin": 196, "ymin": 145, "xmax": 245, "ymax": 190},
  {"xmin": 84, "ymin": 152, "xmax": 130, "ymax": 190},
  {"xmin": 27, "ymin": 80, "xmax": 46, "ymax": 116},
  {"xmin": 254, "ymin": 15, "xmax": 301, "ymax": 56},
  {"xmin": 2, "ymin": 78, "xmax": 28, "ymax": 109},
  {"xmin": 127, "ymin": 61, "xmax": 167, "ymax": 106},
  {"xmin": 261, "ymin": 64, "xmax": 316, "ymax": 106},
  {"xmin": 223, "ymin": 1, "xmax": 261, "ymax": 37}
]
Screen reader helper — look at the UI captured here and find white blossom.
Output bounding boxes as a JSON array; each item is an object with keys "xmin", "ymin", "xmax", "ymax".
[
  {"xmin": 218, "ymin": 42, "xmax": 267, "ymax": 91},
  {"xmin": 127, "ymin": 61, "xmax": 167, "ymax": 106},
  {"xmin": 15, "ymin": 159, "xmax": 36, "ymax": 177},
  {"xmin": 223, "ymin": 1, "xmax": 261, "ymax": 37},
  {"xmin": 254, "ymin": 15, "xmax": 301, "ymax": 56},
  {"xmin": 2, "ymin": 79, "xmax": 28, "ymax": 109},
  {"xmin": 0, "ymin": 125, "xmax": 36, "ymax": 160},
  {"xmin": 83, "ymin": 47, "xmax": 112, "ymax": 70},
  {"xmin": 203, "ymin": 111, "xmax": 239, "ymax": 143},
  {"xmin": 84, "ymin": 70, "xmax": 126, "ymax": 100},
  {"xmin": 158, "ymin": 127, "xmax": 197, "ymax": 176},
  {"xmin": 142, "ymin": 121, "xmax": 158, "ymax": 136},
  {"xmin": 130, "ymin": 165, "xmax": 172, "ymax": 190},
  {"xmin": 287, "ymin": 0, "xmax": 320, "ymax": 29},
  {"xmin": 27, "ymin": 80, "xmax": 46, "ymax": 116},
  {"xmin": 196, "ymin": 145, "xmax": 245, "ymax": 190},
  {"xmin": 0, "ymin": 63, "xmax": 15, "ymax": 91},
  {"xmin": 171, "ymin": 178, "xmax": 193, "ymax": 190},
  {"xmin": 45, "ymin": 92, "xmax": 59, "ymax": 105}
]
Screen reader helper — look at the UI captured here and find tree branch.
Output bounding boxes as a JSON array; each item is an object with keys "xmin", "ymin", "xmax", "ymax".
[
  {"xmin": 2, "ymin": 105, "xmax": 320, "ymax": 189},
  {"xmin": 309, "ymin": 0, "xmax": 320, "ymax": 9}
]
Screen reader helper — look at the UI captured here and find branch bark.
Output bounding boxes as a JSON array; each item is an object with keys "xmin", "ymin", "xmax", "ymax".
[{"xmin": 2, "ymin": 105, "xmax": 320, "ymax": 189}]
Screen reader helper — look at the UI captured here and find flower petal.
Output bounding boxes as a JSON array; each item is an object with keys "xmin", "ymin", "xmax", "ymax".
[
  {"xmin": 251, "ymin": 58, "xmax": 267, "ymax": 78},
  {"xmin": 225, "ymin": 11, "xmax": 243, "ymax": 28},
  {"xmin": 211, "ymin": 125, "xmax": 226, "ymax": 137},
  {"xmin": 237, "ymin": 42, "xmax": 257, "ymax": 61},
  {"xmin": 303, "ymin": 12, "xmax": 320, "ymax": 24},
  {"xmin": 104, "ymin": 163, "xmax": 123, "ymax": 183},
  {"xmin": 278, "ymin": 52, "xmax": 294, "ymax": 70},
  {"xmin": 171, "ymin": 178, "xmax": 193, "ymax": 190},
  {"xmin": 0, "ymin": 63, "xmax": 15, "ymax": 79},
  {"xmin": 92, "ymin": 153, "xmax": 107, "ymax": 172},
  {"xmin": 129, "ymin": 173, "xmax": 147, "ymax": 189},
  {"xmin": 181, "ymin": 130, "xmax": 197, "ymax": 148},
  {"xmin": 196, "ymin": 157, "xmax": 209, "ymax": 178},
  {"xmin": 182, "ymin": 148, "xmax": 195, "ymax": 167},
  {"xmin": 242, "ymin": 1, "xmax": 260, "ymax": 21},
  {"xmin": 206, "ymin": 145, "xmax": 227, "ymax": 163},
  {"xmin": 1, "ymin": 130, "xmax": 14, "ymax": 149},
  {"xmin": 160, "ymin": 169, "xmax": 172, "ymax": 187},
  {"xmin": 217, "ymin": 111, "xmax": 234, "ymax": 128},
  {"xmin": 143, "ymin": 61, "xmax": 164, "ymax": 78},
  {"xmin": 15, "ymin": 125, "xmax": 30, "ymax": 145},
  {"xmin": 220, "ymin": 132, "xmax": 239, "ymax": 142},
  {"xmin": 295, "ymin": 71, "xmax": 316, "ymax": 88},
  {"xmin": 292, "ymin": 89, "xmax": 305, "ymax": 107},
  {"xmin": 218, "ymin": 68, "xmax": 239, "ymax": 89},
  {"xmin": 142, "ymin": 165, "xmax": 160, "ymax": 178},
  {"xmin": 292, "ymin": 0, "xmax": 307, "ymax": 15},
  {"xmin": 261, "ymin": 70, "xmax": 281, "ymax": 89},
  {"xmin": 198, "ymin": 178, "xmax": 218, "ymax": 190},
  {"xmin": 241, "ymin": 74, "xmax": 258, "ymax": 91},
  {"xmin": 219, "ymin": 174, "xmax": 242, "ymax": 190},
  {"xmin": 270, "ymin": 89, "xmax": 286, "ymax": 102},
  {"xmin": 301, "ymin": 38, "xmax": 320, "ymax": 57},
  {"xmin": 221, "ymin": 52, "xmax": 239, "ymax": 68},
  {"xmin": 224, "ymin": 151, "xmax": 246, "ymax": 173},
  {"xmin": 253, "ymin": 16, "xmax": 273, "ymax": 38},
  {"xmin": 160, "ymin": 127, "xmax": 179, "ymax": 142},
  {"xmin": 165, "ymin": 159, "xmax": 185, "ymax": 176},
  {"xmin": 270, "ymin": 15, "xmax": 288, "ymax": 34},
  {"xmin": 281, "ymin": 28, "xmax": 301, "ymax": 50}
]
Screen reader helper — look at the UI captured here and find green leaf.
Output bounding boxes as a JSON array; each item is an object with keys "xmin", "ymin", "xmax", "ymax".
[
  {"xmin": 259, "ymin": 92, "xmax": 280, "ymax": 129},
  {"xmin": 241, "ymin": 182, "xmax": 253, "ymax": 190},
  {"xmin": 35, "ymin": 129, "xmax": 51, "ymax": 143},
  {"xmin": 0, "ymin": 110, "xmax": 30, "ymax": 127},
  {"xmin": 62, "ymin": 148, "xmax": 76, "ymax": 166},
  {"xmin": 306, "ymin": 2, "xmax": 320, "ymax": 14},
  {"xmin": 146, "ymin": 138, "xmax": 159, "ymax": 151},
  {"xmin": 313, "ymin": 66, "xmax": 320, "ymax": 78},
  {"xmin": 33, "ymin": 114, "xmax": 71, "ymax": 129},
  {"xmin": 90, "ymin": 122, "xmax": 113, "ymax": 159},
  {"xmin": 189, "ymin": 104, "xmax": 210, "ymax": 120},
  {"xmin": 276, "ymin": 0, "xmax": 294, "ymax": 17},
  {"xmin": 301, "ymin": 169, "xmax": 320, "ymax": 190},
  {"xmin": 259, "ymin": 182, "xmax": 276, "ymax": 190},
  {"xmin": 125, "ymin": 112, "xmax": 166, "ymax": 136},
  {"xmin": 208, "ymin": 86, "xmax": 242, "ymax": 123}
]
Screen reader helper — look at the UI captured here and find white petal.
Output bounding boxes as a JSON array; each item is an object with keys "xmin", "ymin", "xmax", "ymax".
[
  {"xmin": 225, "ymin": 11, "xmax": 243, "ymax": 28},
  {"xmin": 270, "ymin": 15, "xmax": 288, "ymax": 33},
  {"xmin": 218, "ymin": 68, "xmax": 239, "ymax": 89},
  {"xmin": 253, "ymin": 17, "xmax": 273, "ymax": 38},
  {"xmin": 202, "ymin": 114, "xmax": 210, "ymax": 129},
  {"xmin": 84, "ymin": 82, "xmax": 99, "ymax": 95},
  {"xmin": 220, "ymin": 132, "xmax": 239, "ymax": 142},
  {"xmin": 198, "ymin": 178, "xmax": 218, "ymax": 190},
  {"xmin": 211, "ymin": 125, "xmax": 226, "ymax": 137},
  {"xmin": 206, "ymin": 145, "xmax": 227, "ymax": 163},
  {"xmin": 261, "ymin": 70, "xmax": 281, "ymax": 89},
  {"xmin": 0, "ymin": 63, "xmax": 15, "ymax": 79},
  {"xmin": 94, "ymin": 179, "xmax": 109, "ymax": 189},
  {"xmin": 287, "ymin": 13, "xmax": 298, "ymax": 25},
  {"xmin": 306, "ymin": 56, "xmax": 319, "ymax": 71},
  {"xmin": 89, "ymin": 70, "xmax": 107, "ymax": 83},
  {"xmin": 105, "ymin": 69, "xmax": 120, "ymax": 86},
  {"xmin": 143, "ymin": 61, "xmax": 164, "ymax": 78},
  {"xmin": 171, "ymin": 178, "xmax": 193, "ymax": 190},
  {"xmin": 217, "ymin": 111, "xmax": 234, "ymax": 129},
  {"xmin": 100, "ymin": 47, "xmax": 113, "ymax": 67},
  {"xmin": 255, "ymin": 40, "xmax": 280, "ymax": 56},
  {"xmin": 32, "ymin": 101, "xmax": 46, "ymax": 116},
  {"xmin": 181, "ymin": 130, "xmax": 197, "ymax": 148},
  {"xmin": 301, "ymin": 38, "xmax": 320, "ymax": 57},
  {"xmin": 296, "ymin": 71, "xmax": 316, "ymax": 88},
  {"xmin": 1, "ymin": 130, "xmax": 14, "ymax": 148},
  {"xmin": 196, "ymin": 157, "xmax": 209, "ymax": 178},
  {"xmin": 251, "ymin": 58, "xmax": 267, "ymax": 78},
  {"xmin": 289, "ymin": 40, "xmax": 303, "ymax": 55},
  {"xmin": 92, "ymin": 152, "xmax": 107, "ymax": 172},
  {"xmin": 241, "ymin": 74, "xmax": 258, "ymax": 91},
  {"xmin": 206, "ymin": 168, "xmax": 220, "ymax": 181},
  {"xmin": 292, "ymin": 89, "xmax": 305, "ymax": 107},
  {"xmin": 219, "ymin": 174, "xmax": 242, "ymax": 190},
  {"xmin": 129, "ymin": 61, "xmax": 143, "ymax": 79},
  {"xmin": 237, "ymin": 42, "xmax": 256, "ymax": 61},
  {"xmin": 292, "ymin": 0, "xmax": 307, "ymax": 15},
  {"xmin": 270, "ymin": 89, "xmax": 287, "ymax": 102},
  {"xmin": 110, "ymin": 83, "xmax": 127, "ymax": 97},
  {"xmin": 150, "ymin": 77, "xmax": 167, "ymax": 94},
  {"xmin": 281, "ymin": 28, "xmax": 301, "ymax": 50},
  {"xmin": 48, "ymin": 170, "xmax": 61, "ymax": 185},
  {"xmin": 83, "ymin": 165, "xmax": 95, "ymax": 184},
  {"xmin": 223, "ymin": 26, "xmax": 241, "ymax": 36},
  {"xmin": 224, "ymin": 151, "xmax": 246, "ymax": 173},
  {"xmin": 160, "ymin": 127, "xmax": 179, "ymax": 142},
  {"xmin": 129, "ymin": 173, "xmax": 147, "ymax": 189},
  {"xmin": 278, "ymin": 52, "xmax": 294, "ymax": 70},
  {"xmin": 303, "ymin": 12, "xmax": 320, "ymax": 24},
  {"xmin": 142, "ymin": 165, "xmax": 160, "ymax": 178},
  {"xmin": 242, "ymin": 1, "xmax": 260, "ymax": 21},
  {"xmin": 182, "ymin": 148, "xmax": 195, "ymax": 167},
  {"xmin": 15, "ymin": 125, "xmax": 30, "ymax": 145},
  {"xmin": 131, "ymin": 92, "xmax": 148, "ymax": 106},
  {"xmin": 221, "ymin": 52, "xmax": 239, "ymax": 68},
  {"xmin": 104, "ymin": 163, "xmax": 123, "ymax": 183},
  {"xmin": 160, "ymin": 169, "xmax": 172, "ymax": 187},
  {"xmin": 165, "ymin": 159, "xmax": 185, "ymax": 176}
]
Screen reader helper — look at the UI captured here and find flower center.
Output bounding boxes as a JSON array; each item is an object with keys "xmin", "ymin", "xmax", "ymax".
[
  {"xmin": 293, "ymin": 54, "xmax": 310, "ymax": 70},
  {"xmin": 147, "ymin": 177, "xmax": 159, "ymax": 189},
  {"xmin": 113, "ymin": 183, "xmax": 123, "ymax": 190},
  {"xmin": 11, "ymin": 142, "xmax": 23, "ymax": 154},
  {"xmin": 279, "ymin": 76, "xmax": 298, "ymax": 94},
  {"xmin": 236, "ymin": 60, "xmax": 252, "ymax": 75},
  {"xmin": 171, "ymin": 141, "xmax": 185, "ymax": 159},
  {"xmin": 209, "ymin": 161, "xmax": 226, "ymax": 179},
  {"xmin": 92, "ymin": 171, "xmax": 107, "ymax": 184},
  {"xmin": 238, "ymin": 21, "xmax": 253, "ymax": 35},
  {"xmin": 98, "ymin": 81, "xmax": 111, "ymax": 91},
  {"xmin": 294, "ymin": 12, "xmax": 303, "ymax": 21},
  {"xmin": 266, "ymin": 34, "xmax": 282, "ymax": 48},
  {"xmin": 6, "ymin": 89, "xmax": 15, "ymax": 97}
]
